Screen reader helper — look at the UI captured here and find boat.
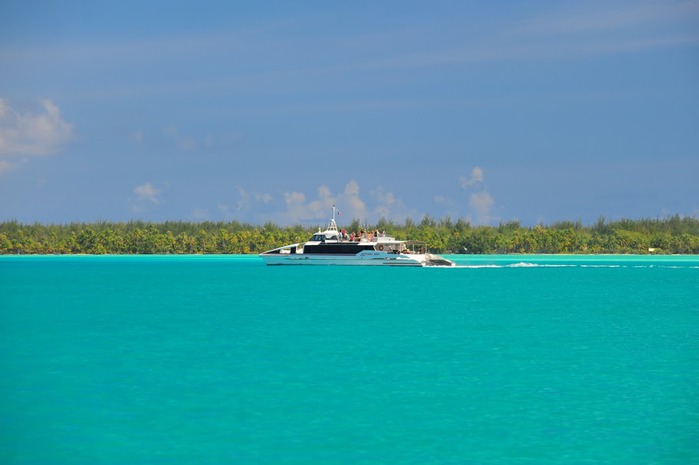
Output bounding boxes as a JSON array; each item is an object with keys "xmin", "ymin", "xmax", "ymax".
[{"xmin": 259, "ymin": 206, "xmax": 455, "ymax": 267}]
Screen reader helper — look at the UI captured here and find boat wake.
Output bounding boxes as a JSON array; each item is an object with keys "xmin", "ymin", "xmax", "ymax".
[
  {"xmin": 448, "ymin": 262, "xmax": 699, "ymax": 269},
  {"xmin": 451, "ymin": 263, "xmax": 575, "ymax": 269},
  {"xmin": 509, "ymin": 262, "xmax": 574, "ymax": 268}
]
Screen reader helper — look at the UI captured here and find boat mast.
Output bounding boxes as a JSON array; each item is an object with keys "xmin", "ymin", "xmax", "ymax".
[{"xmin": 329, "ymin": 204, "xmax": 338, "ymax": 231}]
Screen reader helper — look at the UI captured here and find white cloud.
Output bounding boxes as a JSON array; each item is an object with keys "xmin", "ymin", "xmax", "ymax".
[
  {"xmin": 371, "ymin": 186, "xmax": 395, "ymax": 207},
  {"xmin": 0, "ymin": 98, "xmax": 74, "ymax": 173},
  {"xmin": 459, "ymin": 166, "xmax": 495, "ymax": 224},
  {"xmin": 133, "ymin": 182, "xmax": 161, "ymax": 204},
  {"xmin": 131, "ymin": 182, "xmax": 163, "ymax": 212},
  {"xmin": 281, "ymin": 180, "xmax": 374, "ymax": 224},
  {"xmin": 459, "ymin": 166, "xmax": 484, "ymax": 189},
  {"xmin": 284, "ymin": 191, "xmax": 312, "ymax": 223},
  {"xmin": 283, "ymin": 185, "xmax": 335, "ymax": 223},
  {"xmin": 236, "ymin": 186, "xmax": 273, "ymax": 213},
  {"xmin": 277, "ymin": 181, "xmax": 428, "ymax": 225},
  {"xmin": 469, "ymin": 191, "xmax": 495, "ymax": 225},
  {"xmin": 369, "ymin": 185, "xmax": 419, "ymax": 222},
  {"xmin": 371, "ymin": 187, "xmax": 394, "ymax": 219},
  {"xmin": 341, "ymin": 180, "xmax": 367, "ymax": 220},
  {"xmin": 285, "ymin": 191, "xmax": 306, "ymax": 204}
]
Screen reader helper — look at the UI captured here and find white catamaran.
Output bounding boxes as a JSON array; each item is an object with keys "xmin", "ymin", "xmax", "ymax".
[{"xmin": 259, "ymin": 206, "xmax": 455, "ymax": 267}]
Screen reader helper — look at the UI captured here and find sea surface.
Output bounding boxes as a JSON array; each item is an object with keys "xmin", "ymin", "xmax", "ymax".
[{"xmin": 1, "ymin": 255, "xmax": 697, "ymax": 464}]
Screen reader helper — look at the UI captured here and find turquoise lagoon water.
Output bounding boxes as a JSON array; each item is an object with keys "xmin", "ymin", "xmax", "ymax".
[{"xmin": 1, "ymin": 255, "xmax": 697, "ymax": 464}]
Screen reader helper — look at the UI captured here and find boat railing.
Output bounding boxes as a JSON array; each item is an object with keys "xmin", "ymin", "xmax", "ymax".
[{"xmin": 403, "ymin": 241, "xmax": 428, "ymax": 254}]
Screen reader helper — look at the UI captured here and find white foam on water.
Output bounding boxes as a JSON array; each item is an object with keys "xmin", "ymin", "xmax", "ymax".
[
  {"xmin": 453, "ymin": 264, "xmax": 504, "ymax": 269},
  {"xmin": 507, "ymin": 262, "xmax": 575, "ymax": 268},
  {"xmin": 580, "ymin": 264, "xmax": 622, "ymax": 268}
]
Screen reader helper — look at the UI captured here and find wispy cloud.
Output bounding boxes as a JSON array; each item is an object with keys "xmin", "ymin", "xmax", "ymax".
[
  {"xmin": 326, "ymin": 1, "xmax": 699, "ymax": 73},
  {"xmin": 369, "ymin": 185, "xmax": 417, "ymax": 222},
  {"xmin": 190, "ymin": 208, "xmax": 210, "ymax": 221},
  {"xmin": 5, "ymin": 3, "xmax": 695, "ymax": 106},
  {"xmin": 460, "ymin": 166, "xmax": 495, "ymax": 225},
  {"xmin": 516, "ymin": 1, "xmax": 699, "ymax": 35},
  {"xmin": 163, "ymin": 127, "xmax": 198, "ymax": 151},
  {"xmin": 469, "ymin": 191, "xmax": 495, "ymax": 225},
  {"xmin": 235, "ymin": 186, "xmax": 273, "ymax": 214},
  {"xmin": 459, "ymin": 167, "xmax": 484, "ymax": 189},
  {"xmin": 130, "ymin": 182, "xmax": 163, "ymax": 212},
  {"xmin": 370, "ymin": 186, "xmax": 396, "ymax": 219},
  {"xmin": 0, "ymin": 98, "xmax": 74, "ymax": 173},
  {"xmin": 133, "ymin": 182, "xmax": 161, "ymax": 204}
]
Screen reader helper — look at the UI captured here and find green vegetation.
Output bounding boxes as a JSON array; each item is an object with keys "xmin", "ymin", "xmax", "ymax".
[{"xmin": 1, "ymin": 215, "xmax": 698, "ymax": 255}]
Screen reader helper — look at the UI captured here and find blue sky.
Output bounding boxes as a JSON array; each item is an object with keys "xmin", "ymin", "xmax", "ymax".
[{"xmin": 1, "ymin": 1, "xmax": 698, "ymax": 226}]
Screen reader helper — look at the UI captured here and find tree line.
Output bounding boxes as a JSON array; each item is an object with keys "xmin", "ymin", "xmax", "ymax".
[{"xmin": 1, "ymin": 215, "xmax": 698, "ymax": 255}]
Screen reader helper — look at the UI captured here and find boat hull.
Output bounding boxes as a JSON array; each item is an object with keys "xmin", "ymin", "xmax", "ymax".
[{"xmin": 259, "ymin": 251, "xmax": 453, "ymax": 267}]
